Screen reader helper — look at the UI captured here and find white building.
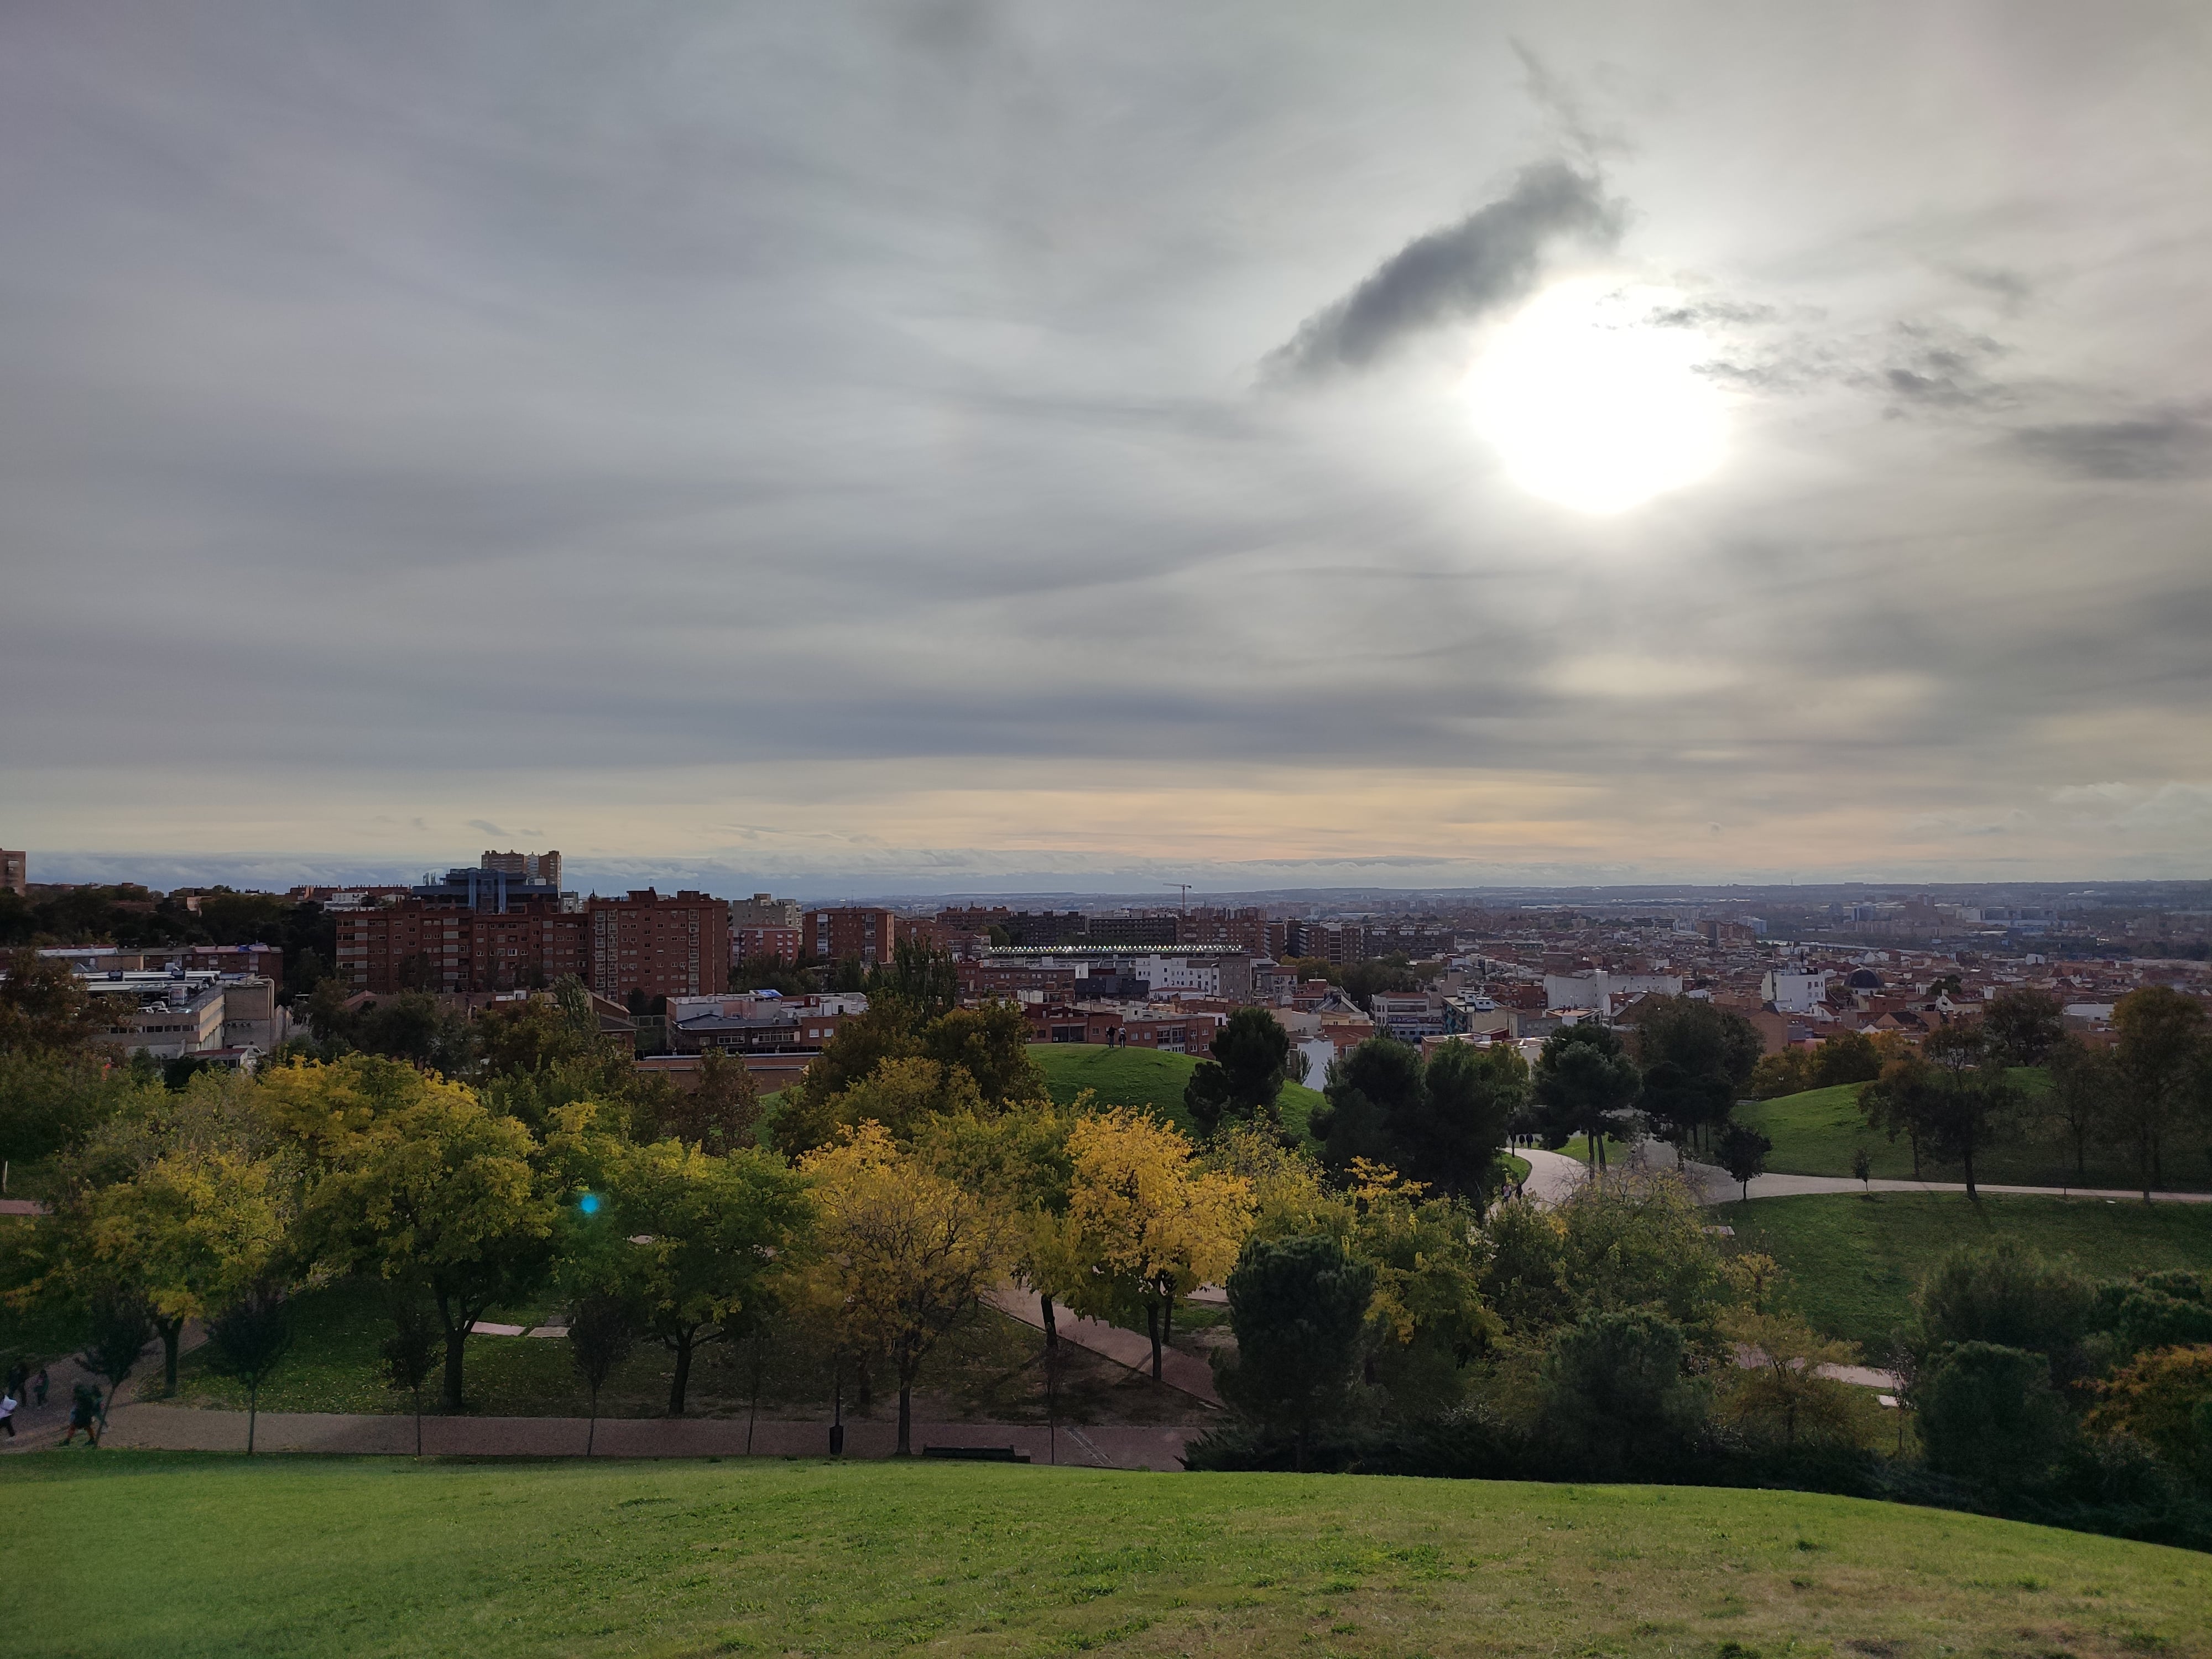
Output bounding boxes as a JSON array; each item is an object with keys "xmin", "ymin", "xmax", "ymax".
[
  {"xmin": 1760, "ymin": 968, "xmax": 1831, "ymax": 1015},
  {"xmin": 1542, "ymin": 972, "xmax": 1684, "ymax": 1017}
]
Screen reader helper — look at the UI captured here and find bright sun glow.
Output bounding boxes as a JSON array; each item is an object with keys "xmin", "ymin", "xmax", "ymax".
[{"xmin": 1467, "ymin": 279, "xmax": 1729, "ymax": 514}]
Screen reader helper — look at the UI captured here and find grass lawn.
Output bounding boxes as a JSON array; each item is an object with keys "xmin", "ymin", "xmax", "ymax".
[
  {"xmin": 1030, "ymin": 1045, "xmax": 1326, "ymax": 1144},
  {"xmin": 1735, "ymin": 1069, "xmax": 2212, "ymax": 1192},
  {"xmin": 9, "ymin": 1454, "xmax": 2209, "ymax": 1658},
  {"xmin": 1719, "ymin": 1192, "xmax": 2212, "ymax": 1352}
]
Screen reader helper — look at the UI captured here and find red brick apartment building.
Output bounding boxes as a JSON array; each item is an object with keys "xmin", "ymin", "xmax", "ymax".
[
  {"xmin": 589, "ymin": 891, "xmax": 727, "ymax": 1002},
  {"xmin": 335, "ymin": 889, "xmax": 725, "ymax": 1000},
  {"xmin": 733, "ymin": 924, "xmax": 802, "ymax": 965},
  {"xmin": 804, "ymin": 907, "xmax": 896, "ymax": 966}
]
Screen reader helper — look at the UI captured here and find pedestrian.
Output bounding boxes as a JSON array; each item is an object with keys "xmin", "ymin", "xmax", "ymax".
[
  {"xmin": 60, "ymin": 1382, "xmax": 101, "ymax": 1447},
  {"xmin": 3, "ymin": 1360, "xmax": 24, "ymax": 1405},
  {"xmin": 33, "ymin": 1367, "xmax": 49, "ymax": 1407},
  {"xmin": 0, "ymin": 1389, "xmax": 17, "ymax": 1439}
]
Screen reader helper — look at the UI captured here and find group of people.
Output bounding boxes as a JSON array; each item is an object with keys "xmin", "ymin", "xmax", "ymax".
[{"xmin": 1, "ymin": 1358, "xmax": 101, "ymax": 1448}]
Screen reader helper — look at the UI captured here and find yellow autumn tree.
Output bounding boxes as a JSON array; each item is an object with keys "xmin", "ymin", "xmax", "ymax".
[
  {"xmin": 1058, "ymin": 1108, "xmax": 1251, "ymax": 1380},
  {"xmin": 800, "ymin": 1121, "xmax": 1012, "ymax": 1454}
]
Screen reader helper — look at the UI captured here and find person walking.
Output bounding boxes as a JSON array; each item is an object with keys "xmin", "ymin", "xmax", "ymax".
[
  {"xmin": 3, "ymin": 1361, "xmax": 25, "ymax": 1412},
  {"xmin": 0, "ymin": 1388, "xmax": 17, "ymax": 1440},
  {"xmin": 59, "ymin": 1382, "xmax": 101, "ymax": 1447},
  {"xmin": 32, "ymin": 1368, "xmax": 47, "ymax": 1407}
]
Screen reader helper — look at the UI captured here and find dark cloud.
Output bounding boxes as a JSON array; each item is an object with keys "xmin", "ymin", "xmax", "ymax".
[
  {"xmin": 1869, "ymin": 322, "xmax": 2011, "ymax": 411},
  {"xmin": 2012, "ymin": 416, "xmax": 2212, "ymax": 481},
  {"xmin": 1267, "ymin": 160, "xmax": 1624, "ymax": 379}
]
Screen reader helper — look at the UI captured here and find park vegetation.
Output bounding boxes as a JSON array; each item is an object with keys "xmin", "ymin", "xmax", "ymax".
[{"xmin": 6, "ymin": 946, "xmax": 2212, "ymax": 1553}]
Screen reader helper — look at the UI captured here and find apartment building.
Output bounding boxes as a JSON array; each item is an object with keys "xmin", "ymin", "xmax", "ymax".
[
  {"xmin": 733, "ymin": 924, "xmax": 802, "ymax": 965},
  {"xmin": 335, "ymin": 900, "xmax": 587, "ymax": 994},
  {"xmin": 591, "ymin": 890, "xmax": 727, "ymax": 1002},
  {"xmin": 1, "ymin": 848, "xmax": 23, "ymax": 898},
  {"xmin": 731, "ymin": 893, "xmax": 802, "ymax": 930},
  {"xmin": 805, "ymin": 906, "xmax": 896, "ymax": 966}
]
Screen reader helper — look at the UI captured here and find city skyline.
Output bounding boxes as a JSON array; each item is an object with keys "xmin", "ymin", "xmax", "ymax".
[{"xmin": 5, "ymin": 4, "xmax": 2209, "ymax": 886}]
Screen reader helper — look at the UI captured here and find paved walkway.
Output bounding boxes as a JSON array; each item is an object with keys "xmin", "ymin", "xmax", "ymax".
[
  {"xmin": 79, "ymin": 1402, "xmax": 1196, "ymax": 1468},
  {"xmin": 1677, "ymin": 1152, "xmax": 2212, "ymax": 1208},
  {"xmin": 982, "ymin": 1284, "xmax": 1222, "ymax": 1406}
]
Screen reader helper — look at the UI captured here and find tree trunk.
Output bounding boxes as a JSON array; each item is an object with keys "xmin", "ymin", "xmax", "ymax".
[
  {"xmin": 587, "ymin": 1386, "xmax": 599, "ymax": 1457},
  {"xmin": 667, "ymin": 1329, "xmax": 695, "ymax": 1417},
  {"xmin": 247, "ymin": 1382, "xmax": 258, "ymax": 1455},
  {"xmin": 896, "ymin": 1381, "xmax": 912, "ymax": 1456},
  {"xmin": 1040, "ymin": 1293, "xmax": 1058, "ymax": 1353},
  {"xmin": 1961, "ymin": 1138, "xmax": 1978, "ymax": 1202},
  {"xmin": 1146, "ymin": 1301, "xmax": 1162, "ymax": 1380},
  {"xmin": 414, "ymin": 1389, "xmax": 423, "ymax": 1458},
  {"xmin": 440, "ymin": 1323, "xmax": 467, "ymax": 1412}
]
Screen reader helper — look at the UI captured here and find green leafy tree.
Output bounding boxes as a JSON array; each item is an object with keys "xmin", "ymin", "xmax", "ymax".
[
  {"xmin": 1540, "ymin": 1307, "xmax": 1705, "ymax": 1473},
  {"xmin": 1910, "ymin": 1238, "xmax": 2096, "ymax": 1379},
  {"xmin": 920, "ymin": 1002, "xmax": 1045, "ymax": 1108},
  {"xmin": 306, "ymin": 1079, "xmax": 555, "ymax": 1410},
  {"xmin": 1531, "ymin": 1024, "xmax": 1641, "ymax": 1167},
  {"xmin": 1215, "ymin": 1233, "xmax": 1375, "ymax": 1469},
  {"xmin": 1747, "ymin": 1049, "xmax": 1812, "ymax": 1099},
  {"xmin": 204, "ymin": 1287, "xmax": 293, "ymax": 1454},
  {"xmin": 1811, "ymin": 1030, "xmax": 1882, "ymax": 1088},
  {"xmin": 1310, "ymin": 1037, "xmax": 1424, "ymax": 1178},
  {"xmin": 1405, "ymin": 1040, "xmax": 1524, "ymax": 1204},
  {"xmin": 1918, "ymin": 1022, "xmax": 2022, "ymax": 1201},
  {"xmin": 1919, "ymin": 1342, "xmax": 2072, "ymax": 1489},
  {"xmin": 651, "ymin": 1048, "xmax": 764, "ymax": 1153},
  {"xmin": 2111, "ymin": 985, "xmax": 2209, "ymax": 1196},
  {"xmin": 1631, "ymin": 995, "xmax": 1761, "ymax": 1152},
  {"xmin": 1717, "ymin": 1122, "xmax": 1772, "ymax": 1199},
  {"xmin": 77, "ymin": 1287, "xmax": 154, "ymax": 1431},
  {"xmin": 598, "ymin": 1138, "xmax": 810, "ymax": 1416},
  {"xmin": 1980, "ymin": 987, "xmax": 2065, "ymax": 1067},
  {"xmin": 565, "ymin": 1292, "xmax": 639, "ymax": 1455},
  {"xmin": 2044, "ymin": 1035, "xmax": 2117, "ymax": 1183},
  {"xmin": 1183, "ymin": 1007, "xmax": 1295, "ymax": 1138},
  {"xmin": 379, "ymin": 1287, "xmax": 440, "ymax": 1456},
  {"xmin": 865, "ymin": 938, "xmax": 961, "ymax": 1022},
  {"xmin": 0, "ymin": 947, "xmax": 105, "ymax": 1056}
]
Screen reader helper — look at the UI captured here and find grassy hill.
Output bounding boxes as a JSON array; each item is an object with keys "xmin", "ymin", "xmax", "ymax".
[
  {"xmin": 1719, "ymin": 1191, "xmax": 2212, "ymax": 1349},
  {"xmin": 11, "ymin": 1453, "xmax": 2208, "ymax": 1657},
  {"xmin": 1734, "ymin": 1067, "xmax": 2212, "ymax": 1192},
  {"xmin": 1031, "ymin": 1044, "xmax": 1326, "ymax": 1144}
]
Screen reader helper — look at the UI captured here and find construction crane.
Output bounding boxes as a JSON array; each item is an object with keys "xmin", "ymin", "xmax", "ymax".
[{"xmin": 1164, "ymin": 883, "xmax": 1191, "ymax": 916}]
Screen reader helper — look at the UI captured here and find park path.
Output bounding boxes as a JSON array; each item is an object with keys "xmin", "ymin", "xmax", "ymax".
[
  {"xmin": 79, "ymin": 1400, "xmax": 1196, "ymax": 1468},
  {"xmin": 980, "ymin": 1283, "xmax": 1223, "ymax": 1406}
]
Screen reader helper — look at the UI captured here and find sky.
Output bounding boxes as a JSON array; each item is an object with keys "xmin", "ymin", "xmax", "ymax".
[{"xmin": 4, "ymin": 2, "xmax": 2210, "ymax": 897}]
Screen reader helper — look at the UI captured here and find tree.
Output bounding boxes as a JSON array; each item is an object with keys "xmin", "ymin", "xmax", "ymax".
[
  {"xmin": 204, "ymin": 1287, "xmax": 293, "ymax": 1454},
  {"xmin": 0, "ymin": 947, "xmax": 103, "ymax": 1055},
  {"xmin": 1910, "ymin": 1238, "xmax": 2096, "ymax": 1377},
  {"xmin": 1060, "ymin": 1108, "xmax": 1251, "ymax": 1382},
  {"xmin": 1718, "ymin": 1309, "xmax": 1864, "ymax": 1449},
  {"xmin": 2044, "ymin": 1036, "xmax": 2117, "ymax": 1183},
  {"xmin": 1919, "ymin": 1022, "xmax": 2021, "ymax": 1201},
  {"xmin": 1404, "ymin": 1040, "xmax": 1523, "ymax": 1204},
  {"xmin": 920, "ymin": 1002, "xmax": 1045, "ymax": 1108},
  {"xmin": 1215, "ymin": 1233, "xmax": 1375, "ymax": 1469},
  {"xmin": 306, "ymin": 1078, "xmax": 555, "ymax": 1410},
  {"xmin": 1540, "ymin": 1307, "xmax": 1705, "ymax": 1473},
  {"xmin": 598, "ymin": 1137, "xmax": 809, "ymax": 1417},
  {"xmin": 1748, "ymin": 1049, "xmax": 1812, "ymax": 1100},
  {"xmin": 1631, "ymin": 997, "xmax": 1761, "ymax": 1152},
  {"xmin": 2084, "ymin": 1345, "xmax": 2212, "ymax": 1479},
  {"xmin": 2111, "ymin": 986, "xmax": 2209, "ymax": 1197},
  {"xmin": 77, "ymin": 1287, "xmax": 154, "ymax": 1432},
  {"xmin": 773, "ymin": 1007, "xmax": 925, "ymax": 1154},
  {"xmin": 565, "ymin": 1293, "xmax": 638, "ymax": 1455},
  {"xmin": 800, "ymin": 1122, "xmax": 1010, "ymax": 1455},
  {"xmin": 1810, "ymin": 1030, "xmax": 1882, "ymax": 1089},
  {"xmin": 1183, "ymin": 1008, "xmax": 1294, "ymax": 1138},
  {"xmin": 1861, "ymin": 1052, "xmax": 1933, "ymax": 1180},
  {"xmin": 83, "ymin": 1144, "xmax": 293, "ymax": 1391},
  {"xmin": 1341, "ymin": 1162, "xmax": 1496, "ymax": 1415},
  {"xmin": 1530, "ymin": 1024, "xmax": 1641, "ymax": 1167},
  {"xmin": 1310, "ymin": 1037, "xmax": 1423, "ymax": 1178},
  {"xmin": 652, "ymin": 1048, "xmax": 764, "ymax": 1154},
  {"xmin": 1717, "ymin": 1123, "xmax": 1772, "ymax": 1200},
  {"xmin": 1851, "ymin": 1146, "xmax": 1872, "ymax": 1192},
  {"xmin": 379, "ymin": 1287, "xmax": 440, "ymax": 1456},
  {"xmin": 865, "ymin": 938, "xmax": 961, "ymax": 1022},
  {"xmin": 1980, "ymin": 987, "xmax": 2065, "ymax": 1067},
  {"xmin": 1918, "ymin": 1342, "xmax": 2071, "ymax": 1489},
  {"xmin": 916, "ymin": 1104, "xmax": 1074, "ymax": 1351},
  {"xmin": 348, "ymin": 992, "xmax": 477, "ymax": 1074}
]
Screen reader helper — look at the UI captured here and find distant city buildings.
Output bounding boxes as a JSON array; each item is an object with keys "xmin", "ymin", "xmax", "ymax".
[
  {"xmin": 805, "ymin": 906, "xmax": 897, "ymax": 966},
  {"xmin": 1, "ymin": 848, "xmax": 24, "ymax": 898}
]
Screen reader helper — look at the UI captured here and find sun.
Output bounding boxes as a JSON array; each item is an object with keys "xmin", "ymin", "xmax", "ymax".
[{"xmin": 1465, "ymin": 279, "xmax": 1729, "ymax": 514}]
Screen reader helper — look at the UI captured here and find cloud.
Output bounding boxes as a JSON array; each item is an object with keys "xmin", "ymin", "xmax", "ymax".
[
  {"xmin": 1870, "ymin": 321, "xmax": 2011, "ymax": 411},
  {"xmin": 1266, "ymin": 160, "xmax": 1624, "ymax": 378},
  {"xmin": 2012, "ymin": 416, "xmax": 2212, "ymax": 481}
]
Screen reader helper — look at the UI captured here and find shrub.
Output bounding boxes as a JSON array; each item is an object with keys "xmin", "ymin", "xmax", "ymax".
[
  {"xmin": 1919, "ymin": 1342, "xmax": 2073, "ymax": 1489},
  {"xmin": 1215, "ymin": 1233, "xmax": 1375, "ymax": 1468},
  {"xmin": 1539, "ymin": 1307, "xmax": 1706, "ymax": 1474}
]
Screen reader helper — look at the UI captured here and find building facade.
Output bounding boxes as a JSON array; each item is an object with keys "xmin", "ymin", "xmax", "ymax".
[
  {"xmin": 0, "ymin": 848, "xmax": 23, "ymax": 898},
  {"xmin": 805, "ymin": 906, "xmax": 896, "ymax": 966},
  {"xmin": 590, "ymin": 890, "xmax": 727, "ymax": 1003}
]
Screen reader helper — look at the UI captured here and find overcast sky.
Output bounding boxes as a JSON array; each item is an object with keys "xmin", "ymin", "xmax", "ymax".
[{"xmin": 4, "ymin": 2, "xmax": 2209, "ymax": 895}]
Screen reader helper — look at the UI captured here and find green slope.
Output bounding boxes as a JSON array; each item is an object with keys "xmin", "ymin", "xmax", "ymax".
[
  {"xmin": 9, "ymin": 1454, "xmax": 2206, "ymax": 1658},
  {"xmin": 1720, "ymin": 1191, "xmax": 2212, "ymax": 1349},
  {"xmin": 1031, "ymin": 1044, "xmax": 1325, "ymax": 1143},
  {"xmin": 1734, "ymin": 1067, "xmax": 2212, "ymax": 1191}
]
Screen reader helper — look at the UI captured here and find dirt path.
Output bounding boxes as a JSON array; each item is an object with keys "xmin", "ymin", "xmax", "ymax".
[{"xmin": 981, "ymin": 1284, "xmax": 1223, "ymax": 1406}]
